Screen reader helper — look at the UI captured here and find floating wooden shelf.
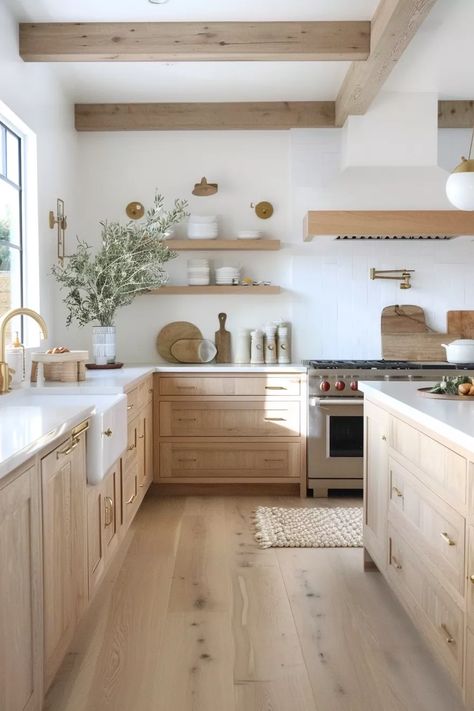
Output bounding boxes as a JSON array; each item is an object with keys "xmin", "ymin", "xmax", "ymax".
[
  {"xmin": 304, "ymin": 210, "xmax": 474, "ymax": 240},
  {"xmin": 149, "ymin": 285, "xmax": 281, "ymax": 295},
  {"xmin": 167, "ymin": 240, "xmax": 280, "ymax": 251}
]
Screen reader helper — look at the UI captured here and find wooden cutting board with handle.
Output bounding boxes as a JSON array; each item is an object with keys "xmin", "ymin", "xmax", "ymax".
[
  {"xmin": 170, "ymin": 339, "xmax": 217, "ymax": 364},
  {"xmin": 447, "ymin": 311, "xmax": 474, "ymax": 339},
  {"xmin": 381, "ymin": 305, "xmax": 456, "ymax": 361},
  {"xmin": 215, "ymin": 312, "xmax": 231, "ymax": 363}
]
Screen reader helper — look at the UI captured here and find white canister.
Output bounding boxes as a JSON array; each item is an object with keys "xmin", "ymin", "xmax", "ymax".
[
  {"xmin": 250, "ymin": 329, "xmax": 264, "ymax": 364},
  {"xmin": 234, "ymin": 329, "xmax": 251, "ymax": 364},
  {"xmin": 264, "ymin": 328, "xmax": 277, "ymax": 365},
  {"xmin": 277, "ymin": 324, "xmax": 291, "ymax": 364}
]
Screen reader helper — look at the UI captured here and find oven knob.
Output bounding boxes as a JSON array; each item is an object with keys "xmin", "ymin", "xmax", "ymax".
[
  {"xmin": 335, "ymin": 380, "xmax": 345, "ymax": 391},
  {"xmin": 320, "ymin": 380, "xmax": 331, "ymax": 392},
  {"xmin": 350, "ymin": 381, "xmax": 359, "ymax": 391}
]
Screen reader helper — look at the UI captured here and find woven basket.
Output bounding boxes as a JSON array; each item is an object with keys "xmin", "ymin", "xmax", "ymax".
[{"xmin": 31, "ymin": 351, "xmax": 88, "ymax": 383}]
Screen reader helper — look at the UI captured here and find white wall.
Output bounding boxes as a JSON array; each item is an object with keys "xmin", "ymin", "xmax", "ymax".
[
  {"xmin": 0, "ymin": 0, "xmax": 78, "ymax": 345},
  {"xmin": 51, "ymin": 95, "xmax": 474, "ymax": 364}
]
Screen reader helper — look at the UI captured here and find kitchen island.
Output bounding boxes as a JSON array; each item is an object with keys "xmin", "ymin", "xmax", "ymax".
[{"xmin": 360, "ymin": 380, "xmax": 474, "ymax": 708}]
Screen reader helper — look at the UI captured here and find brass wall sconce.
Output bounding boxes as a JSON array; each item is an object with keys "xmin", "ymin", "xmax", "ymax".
[
  {"xmin": 49, "ymin": 198, "xmax": 68, "ymax": 264},
  {"xmin": 251, "ymin": 201, "xmax": 274, "ymax": 219},
  {"xmin": 192, "ymin": 177, "xmax": 218, "ymax": 196},
  {"xmin": 370, "ymin": 268, "xmax": 414, "ymax": 290}
]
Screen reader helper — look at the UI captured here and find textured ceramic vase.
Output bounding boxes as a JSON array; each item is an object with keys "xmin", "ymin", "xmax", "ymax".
[{"xmin": 92, "ymin": 326, "xmax": 116, "ymax": 365}]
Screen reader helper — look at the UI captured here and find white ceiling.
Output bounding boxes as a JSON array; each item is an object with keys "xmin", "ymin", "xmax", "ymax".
[{"xmin": 6, "ymin": 0, "xmax": 474, "ymax": 103}]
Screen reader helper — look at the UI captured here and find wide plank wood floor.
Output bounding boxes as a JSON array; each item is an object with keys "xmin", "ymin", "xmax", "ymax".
[{"xmin": 44, "ymin": 495, "xmax": 465, "ymax": 711}]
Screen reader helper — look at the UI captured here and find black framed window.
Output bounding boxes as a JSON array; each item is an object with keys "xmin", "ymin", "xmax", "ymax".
[{"xmin": 0, "ymin": 120, "xmax": 23, "ymax": 325}]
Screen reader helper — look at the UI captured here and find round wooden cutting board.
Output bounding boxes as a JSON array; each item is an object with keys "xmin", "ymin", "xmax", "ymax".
[
  {"xmin": 156, "ymin": 321, "xmax": 202, "ymax": 363},
  {"xmin": 417, "ymin": 387, "xmax": 474, "ymax": 401}
]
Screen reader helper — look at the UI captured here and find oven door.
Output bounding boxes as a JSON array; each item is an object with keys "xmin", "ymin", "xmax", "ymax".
[{"xmin": 308, "ymin": 397, "xmax": 363, "ymax": 480}]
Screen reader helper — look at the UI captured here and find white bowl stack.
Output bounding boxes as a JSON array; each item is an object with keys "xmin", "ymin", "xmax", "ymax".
[
  {"xmin": 237, "ymin": 229, "xmax": 261, "ymax": 240},
  {"xmin": 187, "ymin": 215, "xmax": 218, "ymax": 240},
  {"xmin": 187, "ymin": 258, "xmax": 210, "ymax": 286},
  {"xmin": 215, "ymin": 266, "xmax": 240, "ymax": 285}
]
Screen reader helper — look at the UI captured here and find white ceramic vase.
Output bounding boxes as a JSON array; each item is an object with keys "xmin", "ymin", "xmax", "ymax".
[{"xmin": 92, "ymin": 326, "xmax": 116, "ymax": 365}]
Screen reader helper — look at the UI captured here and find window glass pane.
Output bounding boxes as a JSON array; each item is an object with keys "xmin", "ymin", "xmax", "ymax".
[
  {"xmin": 0, "ymin": 180, "xmax": 21, "ymax": 246},
  {"xmin": 0, "ymin": 124, "xmax": 4, "ymax": 177},
  {"xmin": 6, "ymin": 130, "xmax": 20, "ymax": 186},
  {"xmin": 0, "ymin": 246, "xmax": 21, "ymax": 342}
]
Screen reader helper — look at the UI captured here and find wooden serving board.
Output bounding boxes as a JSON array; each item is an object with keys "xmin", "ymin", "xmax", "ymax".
[
  {"xmin": 215, "ymin": 312, "xmax": 231, "ymax": 363},
  {"xmin": 156, "ymin": 321, "xmax": 202, "ymax": 363},
  {"xmin": 418, "ymin": 387, "xmax": 474, "ymax": 401},
  {"xmin": 381, "ymin": 305, "xmax": 454, "ymax": 361},
  {"xmin": 447, "ymin": 311, "xmax": 474, "ymax": 339},
  {"xmin": 170, "ymin": 339, "xmax": 217, "ymax": 364}
]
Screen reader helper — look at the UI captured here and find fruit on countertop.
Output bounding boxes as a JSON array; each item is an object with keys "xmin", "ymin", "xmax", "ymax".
[{"xmin": 429, "ymin": 375, "xmax": 474, "ymax": 396}]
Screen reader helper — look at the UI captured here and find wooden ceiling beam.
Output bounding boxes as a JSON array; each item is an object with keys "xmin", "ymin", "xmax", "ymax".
[
  {"xmin": 74, "ymin": 101, "xmax": 336, "ymax": 131},
  {"xmin": 19, "ymin": 21, "xmax": 370, "ymax": 62},
  {"xmin": 335, "ymin": 0, "xmax": 438, "ymax": 127},
  {"xmin": 438, "ymin": 100, "xmax": 474, "ymax": 128}
]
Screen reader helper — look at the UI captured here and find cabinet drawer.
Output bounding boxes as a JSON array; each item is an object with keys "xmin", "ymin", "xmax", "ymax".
[
  {"xmin": 389, "ymin": 457, "xmax": 466, "ymax": 597},
  {"xmin": 126, "ymin": 387, "xmax": 138, "ymax": 420},
  {"xmin": 388, "ymin": 526, "xmax": 464, "ymax": 684},
  {"xmin": 390, "ymin": 417, "xmax": 467, "ymax": 507},
  {"xmin": 159, "ymin": 442, "xmax": 301, "ymax": 479},
  {"xmin": 159, "ymin": 401, "xmax": 300, "ymax": 437},
  {"xmin": 159, "ymin": 375, "xmax": 301, "ymax": 397},
  {"xmin": 138, "ymin": 375, "xmax": 153, "ymax": 408},
  {"xmin": 124, "ymin": 416, "xmax": 137, "ymax": 467}
]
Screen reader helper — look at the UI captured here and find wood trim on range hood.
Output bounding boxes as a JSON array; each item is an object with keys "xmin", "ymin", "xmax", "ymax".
[{"xmin": 304, "ymin": 211, "xmax": 474, "ymax": 241}]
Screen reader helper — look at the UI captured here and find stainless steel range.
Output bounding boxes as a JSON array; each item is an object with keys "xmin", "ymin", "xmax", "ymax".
[{"xmin": 305, "ymin": 359, "xmax": 474, "ymax": 497}]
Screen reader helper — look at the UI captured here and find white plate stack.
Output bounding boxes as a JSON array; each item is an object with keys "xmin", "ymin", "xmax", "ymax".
[
  {"xmin": 237, "ymin": 229, "xmax": 261, "ymax": 240},
  {"xmin": 187, "ymin": 258, "xmax": 210, "ymax": 286},
  {"xmin": 187, "ymin": 215, "xmax": 218, "ymax": 240},
  {"xmin": 215, "ymin": 266, "xmax": 240, "ymax": 285}
]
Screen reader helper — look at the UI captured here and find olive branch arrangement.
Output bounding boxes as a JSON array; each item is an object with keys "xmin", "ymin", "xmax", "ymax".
[{"xmin": 52, "ymin": 192, "xmax": 188, "ymax": 327}]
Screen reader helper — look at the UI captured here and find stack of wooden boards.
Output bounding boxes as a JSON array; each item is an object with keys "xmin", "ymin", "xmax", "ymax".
[{"xmin": 381, "ymin": 307, "xmax": 474, "ymax": 361}]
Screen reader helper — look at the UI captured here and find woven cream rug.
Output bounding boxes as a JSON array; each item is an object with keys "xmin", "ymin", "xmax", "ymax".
[{"xmin": 253, "ymin": 506, "xmax": 363, "ymax": 549}]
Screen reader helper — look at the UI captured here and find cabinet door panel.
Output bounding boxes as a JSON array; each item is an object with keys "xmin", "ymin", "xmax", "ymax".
[
  {"xmin": 41, "ymin": 431, "xmax": 87, "ymax": 688},
  {"xmin": 0, "ymin": 464, "xmax": 42, "ymax": 711},
  {"xmin": 363, "ymin": 402, "xmax": 389, "ymax": 571},
  {"xmin": 159, "ymin": 375, "xmax": 301, "ymax": 397}
]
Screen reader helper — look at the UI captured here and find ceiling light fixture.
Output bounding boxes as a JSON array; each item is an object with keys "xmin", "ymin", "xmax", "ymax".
[
  {"xmin": 148, "ymin": 0, "xmax": 170, "ymax": 4},
  {"xmin": 446, "ymin": 127, "xmax": 474, "ymax": 211}
]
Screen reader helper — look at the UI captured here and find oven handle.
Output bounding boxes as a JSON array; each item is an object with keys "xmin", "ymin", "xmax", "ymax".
[{"xmin": 309, "ymin": 397, "xmax": 363, "ymax": 406}]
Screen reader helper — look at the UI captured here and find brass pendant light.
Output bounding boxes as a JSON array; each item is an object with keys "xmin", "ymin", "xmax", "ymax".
[{"xmin": 192, "ymin": 177, "xmax": 218, "ymax": 197}]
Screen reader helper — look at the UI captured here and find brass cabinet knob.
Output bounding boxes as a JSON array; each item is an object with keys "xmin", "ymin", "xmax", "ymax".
[
  {"xmin": 103, "ymin": 428, "xmax": 112, "ymax": 437},
  {"xmin": 381, "ymin": 435, "xmax": 387, "ymax": 441},
  {"xmin": 470, "ymin": 575, "xmax": 474, "ymax": 583}
]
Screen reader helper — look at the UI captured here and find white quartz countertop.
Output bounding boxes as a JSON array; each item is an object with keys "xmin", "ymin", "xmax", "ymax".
[
  {"xmin": 360, "ymin": 381, "xmax": 474, "ymax": 453},
  {"xmin": 0, "ymin": 362, "xmax": 307, "ymax": 480},
  {"xmin": 0, "ymin": 394, "xmax": 93, "ymax": 480}
]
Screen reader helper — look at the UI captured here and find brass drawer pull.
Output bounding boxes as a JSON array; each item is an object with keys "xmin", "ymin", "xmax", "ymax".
[
  {"xmin": 392, "ymin": 486, "xmax": 403, "ymax": 498},
  {"xmin": 178, "ymin": 458, "xmax": 198, "ymax": 463},
  {"xmin": 470, "ymin": 575, "xmax": 474, "ymax": 584},
  {"xmin": 264, "ymin": 458, "xmax": 285, "ymax": 463},
  {"xmin": 104, "ymin": 496, "xmax": 114, "ymax": 527},
  {"xmin": 265, "ymin": 386, "xmax": 287, "ymax": 390},
  {"xmin": 127, "ymin": 404, "xmax": 134, "ymax": 411},
  {"xmin": 264, "ymin": 417, "xmax": 286, "ymax": 422},
  {"xmin": 56, "ymin": 437, "xmax": 79, "ymax": 458},
  {"xmin": 138, "ymin": 434, "xmax": 145, "ymax": 440},
  {"xmin": 177, "ymin": 385, "xmax": 197, "ymax": 390},
  {"xmin": 128, "ymin": 443, "xmax": 136, "ymax": 451},
  {"xmin": 440, "ymin": 532, "xmax": 455, "ymax": 546},
  {"xmin": 177, "ymin": 417, "xmax": 197, "ymax": 422},
  {"xmin": 391, "ymin": 554, "xmax": 402, "ymax": 570},
  {"xmin": 441, "ymin": 623, "xmax": 455, "ymax": 645},
  {"xmin": 125, "ymin": 479, "xmax": 138, "ymax": 505},
  {"xmin": 103, "ymin": 428, "xmax": 113, "ymax": 437}
]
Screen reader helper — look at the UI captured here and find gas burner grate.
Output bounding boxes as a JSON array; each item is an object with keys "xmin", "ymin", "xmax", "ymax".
[{"xmin": 305, "ymin": 359, "xmax": 474, "ymax": 371}]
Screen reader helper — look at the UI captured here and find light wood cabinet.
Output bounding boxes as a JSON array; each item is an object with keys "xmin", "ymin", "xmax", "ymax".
[
  {"xmin": 0, "ymin": 461, "xmax": 43, "ymax": 711},
  {"xmin": 364, "ymin": 394, "xmax": 474, "ymax": 705},
  {"xmin": 41, "ymin": 425, "xmax": 88, "ymax": 689},
  {"xmin": 138, "ymin": 401, "xmax": 153, "ymax": 493},
  {"xmin": 363, "ymin": 401, "xmax": 390, "ymax": 571},
  {"xmin": 155, "ymin": 372, "xmax": 307, "ymax": 495},
  {"xmin": 87, "ymin": 461, "xmax": 120, "ymax": 599}
]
